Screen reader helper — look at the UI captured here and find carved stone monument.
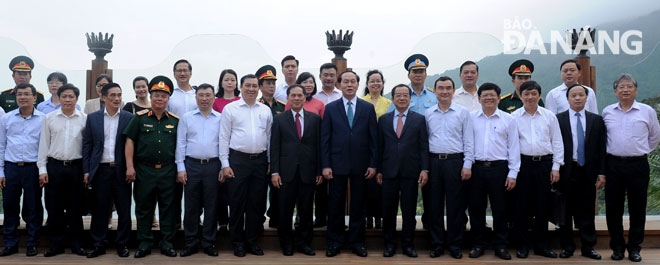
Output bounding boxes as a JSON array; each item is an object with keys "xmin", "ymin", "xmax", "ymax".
[{"xmin": 85, "ymin": 32, "xmax": 114, "ymax": 100}]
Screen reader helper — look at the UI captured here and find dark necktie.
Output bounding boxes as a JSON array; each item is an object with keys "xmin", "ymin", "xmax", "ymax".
[
  {"xmin": 347, "ymin": 101, "xmax": 354, "ymax": 129},
  {"xmin": 295, "ymin": 113, "xmax": 302, "ymax": 139},
  {"xmin": 576, "ymin": 112, "xmax": 585, "ymax": 166}
]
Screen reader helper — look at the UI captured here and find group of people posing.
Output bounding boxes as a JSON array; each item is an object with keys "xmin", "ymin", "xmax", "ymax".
[{"xmin": 0, "ymin": 53, "xmax": 658, "ymax": 263}]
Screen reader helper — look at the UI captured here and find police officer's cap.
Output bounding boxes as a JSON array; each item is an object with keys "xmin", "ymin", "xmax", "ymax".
[{"xmin": 404, "ymin": 54, "xmax": 429, "ymax": 71}]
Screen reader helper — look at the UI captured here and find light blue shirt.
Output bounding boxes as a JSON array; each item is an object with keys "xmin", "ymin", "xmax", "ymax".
[
  {"xmin": 425, "ymin": 102, "xmax": 474, "ymax": 168},
  {"xmin": 387, "ymin": 85, "xmax": 437, "ymax": 115},
  {"xmin": 393, "ymin": 108, "xmax": 409, "ymax": 133},
  {"xmin": 0, "ymin": 108, "xmax": 45, "ymax": 178},
  {"xmin": 175, "ymin": 109, "xmax": 222, "ymax": 172},
  {"xmin": 36, "ymin": 97, "xmax": 81, "ymax": 114}
]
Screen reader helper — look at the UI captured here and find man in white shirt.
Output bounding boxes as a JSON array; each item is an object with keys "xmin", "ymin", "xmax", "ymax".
[
  {"xmin": 219, "ymin": 74, "xmax": 272, "ymax": 257},
  {"xmin": 511, "ymin": 80, "xmax": 564, "ymax": 259},
  {"xmin": 453, "ymin": 61, "xmax": 481, "ymax": 111},
  {"xmin": 273, "ymin": 55, "xmax": 299, "ymax": 103},
  {"xmin": 38, "ymin": 84, "xmax": 87, "ymax": 257},
  {"xmin": 313, "ymin": 63, "xmax": 342, "ymax": 106},
  {"xmin": 545, "ymin": 59, "xmax": 598, "ymax": 114},
  {"xmin": 603, "ymin": 73, "xmax": 660, "ymax": 262}
]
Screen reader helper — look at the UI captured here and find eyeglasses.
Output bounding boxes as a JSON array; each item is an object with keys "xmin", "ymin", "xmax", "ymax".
[
  {"xmin": 175, "ymin": 69, "xmax": 190, "ymax": 74},
  {"xmin": 48, "ymin": 81, "xmax": 63, "ymax": 85}
]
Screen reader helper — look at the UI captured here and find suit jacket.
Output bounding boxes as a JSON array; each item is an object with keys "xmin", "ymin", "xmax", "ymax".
[
  {"xmin": 82, "ymin": 109, "xmax": 133, "ymax": 182},
  {"xmin": 321, "ymin": 97, "xmax": 378, "ymax": 175},
  {"xmin": 556, "ymin": 110, "xmax": 607, "ymax": 190},
  {"xmin": 377, "ymin": 110, "xmax": 429, "ymax": 179},
  {"xmin": 270, "ymin": 109, "xmax": 322, "ymax": 184}
]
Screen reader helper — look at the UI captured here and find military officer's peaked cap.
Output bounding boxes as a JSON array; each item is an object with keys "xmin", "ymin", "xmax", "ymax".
[
  {"xmin": 9, "ymin": 56, "xmax": 34, "ymax": 72},
  {"xmin": 256, "ymin": 65, "xmax": 277, "ymax": 80},
  {"xmin": 148, "ymin": 75, "xmax": 173, "ymax": 95},
  {"xmin": 509, "ymin": 59, "xmax": 534, "ymax": 77},
  {"xmin": 404, "ymin": 54, "xmax": 429, "ymax": 71}
]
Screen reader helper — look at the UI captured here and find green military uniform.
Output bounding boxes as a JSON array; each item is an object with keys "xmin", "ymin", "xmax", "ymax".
[
  {"xmin": 498, "ymin": 59, "xmax": 544, "ymax": 113},
  {"xmin": 259, "ymin": 97, "xmax": 285, "ymax": 116},
  {"xmin": 1, "ymin": 56, "xmax": 45, "ymax": 112},
  {"xmin": 123, "ymin": 76, "xmax": 179, "ymax": 251}
]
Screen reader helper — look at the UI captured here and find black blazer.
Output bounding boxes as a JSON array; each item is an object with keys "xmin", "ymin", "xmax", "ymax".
[
  {"xmin": 556, "ymin": 110, "xmax": 607, "ymax": 189},
  {"xmin": 320, "ymin": 98, "xmax": 378, "ymax": 175},
  {"xmin": 377, "ymin": 110, "xmax": 429, "ymax": 179},
  {"xmin": 270, "ymin": 110, "xmax": 322, "ymax": 184},
  {"xmin": 82, "ymin": 109, "xmax": 133, "ymax": 182}
]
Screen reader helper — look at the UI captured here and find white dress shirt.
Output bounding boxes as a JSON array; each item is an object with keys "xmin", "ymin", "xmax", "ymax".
[
  {"xmin": 568, "ymin": 108, "xmax": 587, "ymax": 161},
  {"xmin": 176, "ymin": 109, "xmax": 222, "ymax": 172},
  {"xmin": 0, "ymin": 108, "xmax": 44, "ymax": 178},
  {"xmin": 603, "ymin": 101, "xmax": 660, "ymax": 157},
  {"xmin": 545, "ymin": 83, "xmax": 598, "ymax": 114},
  {"xmin": 512, "ymin": 106, "xmax": 564, "ymax": 170},
  {"xmin": 425, "ymin": 102, "xmax": 474, "ymax": 168},
  {"xmin": 471, "ymin": 109, "xmax": 521, "ymax": 179},
  {"xmin": 167, "ymin": 86, "xmax": 198, "ymax": 117},
  {"xmin": 274, "ymin": 82, "xmax": 290, "ymax": 103},
  {"xmin": 101, "ymin": 108, "xmax": 120, "ymax": 163},
  {"xmin": 453, "ymin": 86, "xmax": 481, "ymax": 111},
  {"xmin": 38, "ymin": 109, "xmax": 87, "ymax": 174},
  {"xmin": 219, "ymin": 99, "xmax": 272, "ymax": 168},
  {"xmin": 313, "ymin": 87, "xmax": 342, "ymax": 105},
  {"xmin": 292, "ymin": 109, "xmax": 304, "ymax": 136}
]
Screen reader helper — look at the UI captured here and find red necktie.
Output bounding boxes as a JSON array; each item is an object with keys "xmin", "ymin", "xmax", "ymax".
[
  {"xmin": 396, "ymin": 112, "xmax": 404, "ymax": 138},
  {"xmin": 295, "ymin": 113, "xmax": 302, "ymax": 139}
]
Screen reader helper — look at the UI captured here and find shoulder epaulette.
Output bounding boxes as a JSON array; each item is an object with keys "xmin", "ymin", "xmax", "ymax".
[
  {"xmin": 167, "ymin": 111, "xmax": 179, "ymax": 119},
  {"xmin": 136, "ymin": 109, "xmax": 149, "ymax": 115},
  {"xmin": 2, "ymin": 88, "xmax": 13, "ymax": 93},
  {"xmin": 275, "ymin": 99, "xmax": 286, "ymax": 105},
  {"xmin": 36, "ymin": 90, "xmax": 44, "ymax": 95},
  {"xmin": 501, "ymin": 93, "xmax": 512, "ymax": 100}
]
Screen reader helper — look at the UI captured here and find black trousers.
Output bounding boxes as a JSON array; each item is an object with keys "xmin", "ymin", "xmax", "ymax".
[
  {"xmin": 314, "ymin": 180, "xmax": 328, "ymax": 223},
  {"xmin": 428, "ymin": 156, "xmax": 465, "ymax": 251},
  {"xmin": 266, "ymin": 181, "xmax": 279, "ymax": 226},
  {"xmin": 227, "ymin": 149, "xmax": 268, "ymax": 247},
  {"xmin": 469, "ymin": 161, "xmax": 509, "ymax": 250},
  {"xmin": 45, "ymin": 158, "xmax": 84, "ymax": 250},
  {"xmin": 514, "ymin": 157, "xmax": 552, "ymax": 251},
  {"xmin": 277, "ymin": 167, "xmax": 315, "ymax": 248},
  {"xmin": 327, "ymin": 173, "xmax": 367, "ymax": 249},
  {"xmin": 559, "ymin": 163, "xmax": 597, "ymax": 252},
  {"xmin": 366, "ymin": 177, "xmax": 382, "ymax": 221},
  {"xmin": 183, "ymin": 158, "xmax": 220, "ymax": 248},
  {"xmin": 382, "ymin": 175, "xmax": 418, "ymax": 249},
  {"xmin": 90, "ymin": 164, "xmax": 132, "ymax": 248},
  {"xmin": 216, "ymin": 182, "xmax": 229, "ymax": 226},
  {"xmin": 2, "ymin": 162, "xmax": 42, "ymax": 248},
  {"xmin": 605, "ymin": 155, "xmax": 649, "ymax": 253}
]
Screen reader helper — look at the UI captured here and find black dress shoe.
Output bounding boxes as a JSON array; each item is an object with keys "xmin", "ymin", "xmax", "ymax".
[
  {"xmin": 134, "ymin": 248, "xmax": 151, "ymax": 258},
  {"xmin": 450, "ymin": 249, "xmax": 463, "ymax": 259},
  {"xmin": 352, "ymin": 246, "xmax": 368, "ymax": 257},
  {"xmin": 326, "ymin": 246, "xmax": 340, "ymax": 257},
  {"xmin": 233, "ymin": 245, "xmax": 246, "ymax": 257},
  {"xmin": 383, "ymin": 247, "xmax": 395, "ymax": 257},
  {"xmin": 161, "ymin": 248, "xmax": 177, "ymax": 257},
  {"xmin": 179, "ymin": 247, "xmax": 198, "ymax": 257},
  {"xmin": 44, "ymin": 248, "xmax": 65, "ymax": 257},
  {"xmin": 494, "ymin": 249, "xmax": 512, "ymax": 260},
  {"xmin": 282, "ymin": 246, "xmax": 294, "ymax": 256},
  {"xmin": 0, "ymin": 246, "xmax": 18, "ymax": 256},
  {"xmin": 73, "ymin": 247, "xmax": 87, "ymax": 256},
  {"xmin": 469, "ymin": 247, "xmax": 484, "ymax": 258},
  {"xmin": 581, "ymin": 249, "xmax": 601, "ymax": 260},
  {"xmin": 559, "ymin": 249, "xmax": 573, "ymax": 258},
  {"xmin": 87, "ymin": 247, "xmax": 106, "ymax": 258},
  {"xmin": 403, "ymin": 247, "xmax": 417, "ymax": 258},
  {"xmin": 116, "ymin": 246, "xmax": 130, "ymax": 257},
  {"xmin": 516, "ymin": 248, "xmax": 529, "ymax": 258},
  {"xmin": 534, "ymin": 249, "xmax": 558, "ymax": 258},
  {"xmin": 429, "ymin": 246, "xmax": 444, "ymax": 258},
  {"xmin": 296, "ymin": 245, "xmax": 315, "ymax": 256},
  {"xmin": 313, "ymin": 219, "xmax": 327, "ymax": 228},
  {"xmin": 247, "ymin": 245, "xmax": 264, "ymax": 256},
  {"xmin": 26, "ymin": 246, "xmax": 38, "ymax": 257},
  {"xmin": 629, "ymin": 251, "xmax": 642, "ymax": 262},
  {"xmin": 203, "ymin": 245, "xmax": 218, "ymax": 256},
  {"xmin": 611, "ymin": 250, "xmax": 624, "ymax": 260}
]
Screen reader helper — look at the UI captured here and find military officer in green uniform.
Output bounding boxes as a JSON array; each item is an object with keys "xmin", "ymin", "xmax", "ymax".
[
  {"xmin": 124, "ymin": 75, "xmax": 179, "ymax": 258},
  {"xmin": 0, "ymin": 56, "xmax": 45, "ymax": 112},
  {"xmin": 498, "ymin": 59, "xmax": 544, "ymax": 113}
]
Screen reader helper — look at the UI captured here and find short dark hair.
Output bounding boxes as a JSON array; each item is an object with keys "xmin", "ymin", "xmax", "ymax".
[
  {"xmin": 477, "ymin": 82, "xmax": 501, "ymax": 97},
  {"xmin": 132, "ymin": 76, "xmax": 148, "ymax": 89},
  {"xmin": 14, "ymin": 83, "xmax": 37, "ymax": 96},
  {"xmin": 296, "ymin": 72, "xmax": 317, "ymax": 98},
  {"xmin": 240, "ymin": 74, "xmax": 258, "ymax": 86},
  {"xmin": 57, "ymin": 83, "xmax": 80, "ymax": 98},
  {"xmin": 434, "ymin": 76, "xmax": 455, "ymax": 89},
  {"xmin": 520, "ymin": 80, "xmax": 541, "ymax": 94},
  {"xmin": 47, "ymin": 72, "xmax": 67, "ymax": 84},
  {"xmin": 216, "ymin": 69, "xmax": 240, "ymax": 97},
  {"xmin": 560, "ymin": 59, "xmax": 581, "ymax": 71},
  {"xmin": 319, "ymin": 63, "xmax": 337, "ymax": 74},
  {"xmin": 390, "ymin": 84, "xmax": 411, "ymax": 97},
  {"xmin": 195, "ymin": 83, "xmax": 215, "ymax": 94},
  {"xmin": 95, "ymin": 74, "xmax": 112, "ymax": 85},
  {"xmin": 173, "ymin": 59, "xmax": 192, "ymax": 72},
  {"xmin": 286, "ymin": 84, "xmax": 305, "ymax": 96},
  {"xmin": 565, "ymin": 83, "xmax": 589, "ymax": 98},
  {"xmin": 101, "ymin": 82, "xmax": 121, "ymax": 96},
  {"xmin": 337, "ymin": 70, "xmax": 360, "ymax": 84},
  {"xmin": 364, "ymin": 70, "xmax": 385, "ymax": 96},
  {"xmin": 281, "ymin": 55, "xmax": 299, "ymax": 67},
  {"xmin": 459, "ymin": 61, "xmax": 479, "ymax": 73}
]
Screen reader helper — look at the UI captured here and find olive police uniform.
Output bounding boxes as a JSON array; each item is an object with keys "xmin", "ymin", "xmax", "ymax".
[
  {"xmin": 123, "ymin": 76, "xmax": 179, "ymax": 251},
  {"xmin": 498, "ymin": 59, "xmax": 544, "ymax": 114},
  {"xmin": 0, "ymin": 56, "xmax": 45, "ymax": 112}
]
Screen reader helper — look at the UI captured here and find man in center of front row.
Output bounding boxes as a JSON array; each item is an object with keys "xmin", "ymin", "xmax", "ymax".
[
  {"xmin": 83, "ymin": 83, "xmax": 133, "ymax": 258},
  {"xmin": 124, "ymin": 76, "xmax": 179, "ymax": 258},
  {"xmin": 219, "ymin": 74, "xmax": 272, "ymax": 257},
  {"xmin": 322, "ymin": 70, "xmax": 378, "ymax": 258},
  {"xmin": 176, "ymin": 84, "xmax": 222, "ymax": 257}
]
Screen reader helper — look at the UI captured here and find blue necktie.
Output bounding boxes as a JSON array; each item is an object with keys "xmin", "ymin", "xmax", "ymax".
[
  {"xmin": 347, "ymin": 101, "xmax": 354, "ymax": 129},
  {"xmin": 576, "ymin": 112, "xmax": 585, "ymax": 166}
]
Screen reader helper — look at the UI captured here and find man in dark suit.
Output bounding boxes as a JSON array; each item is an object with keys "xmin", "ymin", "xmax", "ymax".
[
  {"xmin": 270, "ymin": 85, "xmax": 322, "ymax": 256},
  {"xmin": 556, "ymin": 84, "xmax": 606, "ymax": 260},
  {"xmin": 82, "ymin": 83, "xmax": 133, "ymax": 258},
  {"xmin": 321, "ymin": 70, "xmax": 378, "ymax": 257},
  {"xmin": 376, "ymin": 84, "xmax": 429, "ymax": 258}
]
